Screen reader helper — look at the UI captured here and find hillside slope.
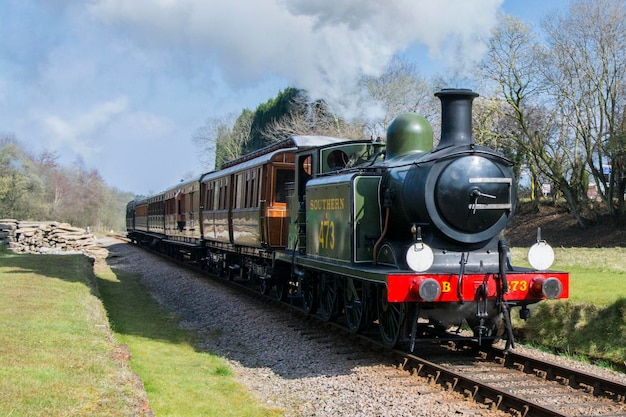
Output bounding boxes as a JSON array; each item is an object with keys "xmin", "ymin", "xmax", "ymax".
[{"xmin": 504, "ymin": 202, "xmax": 626, "ymax": 248}]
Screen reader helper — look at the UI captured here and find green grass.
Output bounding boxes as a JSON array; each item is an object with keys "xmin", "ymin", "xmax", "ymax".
[
  {"xmin": 523, "ymin": 299, "xmax": 626, "ymax": 364},
  {"xmin": 511, "ymin": 246, "xmax": 626, "ymax": 364},
  {"xmin": 511, "ymin": 247, "xmax": 626, "ymax": 305},
  {"xmin": 0, "ymin": 246, "xmax": 282, "ymax": 417},
  {"xmin": 0, "ymin": 250, "xmax": 145, "ymax": 416},
  {"xmin": 94, "ymin": 256, "xmax": 282, "ymax": 417}
]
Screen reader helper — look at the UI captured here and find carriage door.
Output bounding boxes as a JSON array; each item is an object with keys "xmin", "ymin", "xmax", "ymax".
[
  {"xmin": 176, "ymin": 190, "xmax": 185, "ymax": 231},
  {"xmin": 266, "ymin": 166, "xmax": 294, "ymax": 247}
]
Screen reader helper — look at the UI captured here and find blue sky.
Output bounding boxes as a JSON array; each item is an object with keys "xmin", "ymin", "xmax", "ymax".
[{"xmin": 0, "ymin": 0, "xmax": 569, "ymax": 196}]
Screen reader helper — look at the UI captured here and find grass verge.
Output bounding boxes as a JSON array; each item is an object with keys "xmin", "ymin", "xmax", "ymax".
[
  {"xmin": 511, "ymin": 247, "xmax": 626, "ymax": 366},
  {"xmin": 523, "ymin": 299, "xmax": 626, "ymax": 364},
  {"xmin": 0, "ymin": 250, "xmax": 146, "ymax": 416},
  {"xmin": 94, "ymin": 255, "xmax": 282, "ymax": 417},
  {"xmin": 0, "ymin": 245, "xmax": 282, "ymax": 417}
]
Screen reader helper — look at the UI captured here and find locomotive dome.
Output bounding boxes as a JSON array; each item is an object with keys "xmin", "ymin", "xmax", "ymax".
[{"xmin": 385, "ymin": 113, "xmax": 433, "ymax": 159}]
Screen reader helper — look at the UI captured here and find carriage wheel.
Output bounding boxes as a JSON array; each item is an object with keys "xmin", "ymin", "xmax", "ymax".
[
  {"xmin": 275, "ymin": 278, "xmax": 289, "ymax": 302},
  {"xmin": 318, "ymin": 274, "xmax": 338, "ymax": 321},
  {"xmin": 377, "ymin": 287, "xmax": 406, "ymax": 348},
  {"xmin": 301, "ymin": 273, "xmax": 318, "ymax": 314},
  {"xmin": 344, "ymin": 278, "xmax": 368, "ymax": 333},
  {"xmin": 259, "ymin": 278, "xmax": 272, "ymax": 296},
  {"xmin": 215, "ymin": 260, "xmax": 225, "ymax": 278},
  {"xmin": 273, "ymin": 262, "xmax": 291, "ymax": 302}
]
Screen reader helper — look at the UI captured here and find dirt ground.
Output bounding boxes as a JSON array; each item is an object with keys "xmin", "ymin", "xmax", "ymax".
[{"xmin": 504, "ymin": 201, "xmax": 626, "ymax": 248}]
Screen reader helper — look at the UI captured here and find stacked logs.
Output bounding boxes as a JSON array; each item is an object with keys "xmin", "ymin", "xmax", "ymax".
[
  {"xmin": 0, "ymin": 219, "xmax": 100, "ymax": 256},
  {"xmin": 0, "ymin": 220, "xmax": 17, "ymax": 247}
]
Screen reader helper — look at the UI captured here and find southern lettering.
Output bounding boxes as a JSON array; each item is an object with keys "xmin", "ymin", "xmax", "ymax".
[{"xmin": 309, "ymin": 197, "xmax": 345, "ymax": 211}]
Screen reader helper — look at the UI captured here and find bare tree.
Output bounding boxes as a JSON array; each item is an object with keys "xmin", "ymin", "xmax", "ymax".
[
  {"xmin": 219, "ymin": 110, "xmax": 254, "ymax": 166},
  {"xmin": 477, "ymin": 14, "xmax": 591, "ymax": 226},
  {"xmin": 261, "ymin": 95, "xmax": 364, "ymax": 142},
  {"xmin": 193, "ymin": 111, "xmax": 253, "ymax": 169},
  {"xmin": 192, "ymin": 116, "xmax": 222, "ymax": 169},
  {"xmin": 543, "ymin": 0, "xmax": 626, "ymax": 222},
  {"xmin": 361, "ymin": 55, "xmax": 438, "ymax": 139},
  {"xmin": 35, "ymin": 149, "xmax": 64, "ymax": 219}
]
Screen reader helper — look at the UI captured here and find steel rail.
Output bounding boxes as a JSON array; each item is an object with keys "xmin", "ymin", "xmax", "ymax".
[
  {"xmin": 395, "ymin": 351, "xmax": 570, "ymax": 417},
  {"xmin": 490, "ymin": 347, "xmax": 626, "ymax": 402}
]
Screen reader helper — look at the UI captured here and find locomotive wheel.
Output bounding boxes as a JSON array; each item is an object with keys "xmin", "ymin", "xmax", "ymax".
[
  {"xmin": 343, "ymin": 278, "xmax": 368, "ymax": 333},
  {"xmin": 300, "ymin": 273, "xmax": 319, "ymax": 314},
  {"xmin": 377, "ymin": 286, "xmax": 406, "ymax": 348},
  {"xmin": 318, "ymin": 273, "xmax": 339, "ymax": 321}
]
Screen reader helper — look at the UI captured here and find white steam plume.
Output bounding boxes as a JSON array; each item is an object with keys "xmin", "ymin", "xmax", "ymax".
[{"xmin": 90, "ymin": 0, "xmax": 503, "ymax": 114}]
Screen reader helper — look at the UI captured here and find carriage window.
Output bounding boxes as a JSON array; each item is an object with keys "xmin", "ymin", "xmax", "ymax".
[
  {"xmin": 248, "ymin": 178, "xmax": 256, "ymax": 207},
  {"xmin": 252, "ymin": 167, "xmax": 261, "ymax": 207},
  {"xmin": 205, "ymin": 184, "xmax": 214, "ymax": 210},
  {"xmin": 234, "ymin": 174, "xmax": 244, "ymax": 208},
  {"xmin": 218, "ymin": 178, "xmax": 229, "ymax": 210},
  {"xmin": 244, "ymin": 177, "xmax": 250, "ymax": 208},
  {"xmin": 177, "ymin": 193, "xmax": 185, "ymax": 214},
  {"xmin": 213, "ymin": 180, "xmax": 220, "ymax": 210},
  {"xmin": 275, "ymin": 169, "xmax": 295, "ymax": 203}
]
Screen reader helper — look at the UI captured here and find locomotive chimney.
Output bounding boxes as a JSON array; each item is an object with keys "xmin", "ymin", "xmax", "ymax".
[{"xmin": 434, "ymin": 88, "xmax": 479, "ymax": 150}]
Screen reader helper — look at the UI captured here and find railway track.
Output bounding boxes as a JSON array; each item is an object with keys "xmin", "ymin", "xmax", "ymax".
[
  {"xmin": 397, "ymin": 346, "xmax": 626, "ymax": 417},
  {"xmin": 288, "ymin": 312, "xmax": 626, "ymax": 416},
  {"xmin": 120, "ymin": 237, "xmax": 626, "ymax": 417}
]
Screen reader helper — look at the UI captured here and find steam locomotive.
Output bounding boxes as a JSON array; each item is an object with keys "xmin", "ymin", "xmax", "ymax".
[{"xmin": 126, "ymin": 88, "xmax": 569, "ymax": 349}]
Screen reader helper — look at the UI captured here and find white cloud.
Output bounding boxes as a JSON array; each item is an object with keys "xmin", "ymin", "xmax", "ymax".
[
  {"xmin": 37, "ymin": 97, "xmax": 129, "ymax": 158},
  {"xmin": 88, "ymin": 0, "xmax": 504, "ymax": 106},
  {"xmin": 1, "ymin": 0, "xmax": 506, "ymax": 194}
]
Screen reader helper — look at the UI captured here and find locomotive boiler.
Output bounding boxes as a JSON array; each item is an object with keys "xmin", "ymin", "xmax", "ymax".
[{"xmin": 127, "ymin": 88, "xmax": 569, "ymax": 350}]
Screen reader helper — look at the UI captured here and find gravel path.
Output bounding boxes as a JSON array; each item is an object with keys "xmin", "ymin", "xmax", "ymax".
[{"xmin": 99, "ymin": 237, "xmax": 625, "ymax": 416}]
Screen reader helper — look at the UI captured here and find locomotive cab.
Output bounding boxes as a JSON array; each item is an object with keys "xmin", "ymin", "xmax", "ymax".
[{"xmin": 287, "ymin": 140, "xmax": 384, "ymax": 255}]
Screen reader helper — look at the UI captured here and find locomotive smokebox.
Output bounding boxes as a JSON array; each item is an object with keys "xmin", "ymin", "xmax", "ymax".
[{"xmin": 435, "ymin": 88, "xmax": 479, "ymax": 150}]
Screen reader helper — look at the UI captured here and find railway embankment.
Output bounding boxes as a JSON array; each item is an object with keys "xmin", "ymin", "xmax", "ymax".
[{"xmin": 521, "ymin": 299, "xmax": 626, "ymax": 368}]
